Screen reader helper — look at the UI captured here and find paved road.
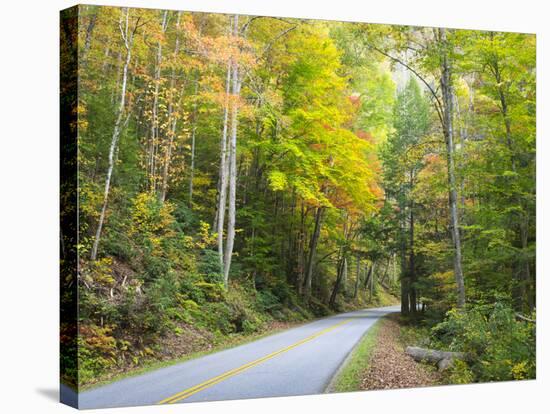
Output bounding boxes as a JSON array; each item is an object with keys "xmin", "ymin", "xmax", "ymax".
[{"xmin": 76, "ymin": 305, "xmax": 399, "ymax": 409}]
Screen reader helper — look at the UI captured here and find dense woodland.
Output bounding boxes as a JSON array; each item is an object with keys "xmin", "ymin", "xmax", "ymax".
[{"xmin": 61, "ymin": 5, "xmax": 536, "ymax": 388}]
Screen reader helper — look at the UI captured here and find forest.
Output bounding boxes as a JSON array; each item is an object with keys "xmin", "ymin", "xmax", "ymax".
[{"xmin": 61, "ymin": 5, "xmax": 536, "ymax": 389}]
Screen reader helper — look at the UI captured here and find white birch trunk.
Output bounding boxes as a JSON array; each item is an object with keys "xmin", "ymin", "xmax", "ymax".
[
  {"xmin": 91, "ymin": 8, "xmax": 134, "ymax": 261},
  {"xmin": 188, "ymin": 79, "xmax": 199, "ymax": 206},
  {"xmin": 160, "ymin": 11, "xmax": 181, "ymax": 203},
  {"xmin": 217, "ymin": 61, "xmax": 232, "ymax": 270},
  {"xmin": 223, "ymin": 14, "xmax": 241, "ymax": 287},
  {"xmin": 149, "ymin": 10, "xmax": 168, "ymax": 193}
]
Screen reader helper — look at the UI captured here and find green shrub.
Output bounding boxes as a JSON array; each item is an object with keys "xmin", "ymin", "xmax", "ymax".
[
  {"xmin": 172, "ymin": 202, "xmax": 198, "ymax": 233},
  {"xmin": 102, "ymin": 226, "xmax": 135, "ymax": 262},
  {"xmin": 78, "ymin": 286, "xmax": 120, "ymax": 325},
  {"xmin": 142, "ymin": 255, "xmax": 171, "ymax": 282},
  {"xmin": 447, "ymin": 359, "xmax": 475, "ymax": 384},
  {"xmin": 256, "ymin": 289, "xmax": 283, "ymax": 313},
  {"xmin": 178, "ymin": 276, "xmax": 207, "ymax": 304},
  {"xmin": 78, "ymin": 324, "xmax": 118, "ymax": 385},
  {"xmin": 194, "ymin": 281, "xmax": 225, "ymax": 302},
  {"xmin": 308, "ymin": 297, "xmax": 332, "ymax": 317},
  {"xmin": 198, "ymin": 249, "xmax": 224, "ymax": 284},
  {"xmin": 270, "ymin": 281, "xmax": 295, "ymax": 305},
  {"xmin": 432, "ymin": 302, "xmax": 535, "ymax": 382},
  {"xmin": 199, "ymin": 302, "xmax": 233, "ymax": 335}
]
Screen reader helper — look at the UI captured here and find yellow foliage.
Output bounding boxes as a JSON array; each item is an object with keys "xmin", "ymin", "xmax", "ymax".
[
  {"xmin": 196, "ymin": 221, "xmax": 217, "ymax": 249},
  {"xmin": 511, "ymin": 361, "xmax": 530, "ymax": 380},
  {"xmin": 128, "ymin": 192, "xmax": 176, "ymax": 254},
  {"xmin": 82, "ymin": 257, "xmax": 115, "ymax": 287}
]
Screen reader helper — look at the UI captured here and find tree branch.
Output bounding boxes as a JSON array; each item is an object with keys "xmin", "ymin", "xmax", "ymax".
[{"xmin": 368, "ymin": 45, "xmax": 444, "ymax": 126}]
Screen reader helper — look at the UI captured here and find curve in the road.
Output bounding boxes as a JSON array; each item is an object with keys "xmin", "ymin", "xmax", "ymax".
[
  {"xmin": 77, "ymin": 305, "xmax": 398, "ymax": 409},
  {"xmin": 159, "ymin": 317, "xmax": 353, "ymax": 404}
]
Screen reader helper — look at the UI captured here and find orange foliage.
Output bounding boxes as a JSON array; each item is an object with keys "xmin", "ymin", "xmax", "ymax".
[
  {"xmin": 348, "ymin": 93, "xmax": 361, "ymax": 107},
  {"xmin": 355, "ymin": 130, "xmax": 375, "ymax": 144}
]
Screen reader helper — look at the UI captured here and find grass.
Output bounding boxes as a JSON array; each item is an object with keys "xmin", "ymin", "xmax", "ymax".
[{"xmin": 327, "ymin": 317, "xmax": 385, "ymax": 393}]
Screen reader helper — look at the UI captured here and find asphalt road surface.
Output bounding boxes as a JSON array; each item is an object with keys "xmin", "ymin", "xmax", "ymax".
[{"xmin": 76, "ymin": 305, "xmax": 399, "ymax": 409}]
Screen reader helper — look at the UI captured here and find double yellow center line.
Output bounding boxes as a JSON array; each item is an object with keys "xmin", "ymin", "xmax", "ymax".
[{"xmin": 158, "ymin": 318, "xmax": 353, "ymax": 404}]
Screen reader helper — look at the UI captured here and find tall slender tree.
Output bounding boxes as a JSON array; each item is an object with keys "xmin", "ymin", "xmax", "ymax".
[{"xmin": 91, "ymin": 8, "xmax": 140, "ymax": 261}]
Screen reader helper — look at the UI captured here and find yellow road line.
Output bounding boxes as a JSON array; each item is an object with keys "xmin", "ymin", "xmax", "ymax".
[{"xmin": 157, "ymin": 318, "xmax": 353, "ymax": 404}]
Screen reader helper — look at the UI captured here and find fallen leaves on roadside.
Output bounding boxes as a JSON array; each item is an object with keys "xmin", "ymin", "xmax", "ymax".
[{"xmin": 360, "ymin": 316, "xmax": 440, "ymax": 390}]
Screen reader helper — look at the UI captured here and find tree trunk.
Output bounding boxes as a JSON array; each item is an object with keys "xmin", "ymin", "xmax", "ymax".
[
  {"xmin": 160, "ymin": 11, "xmax": 182, "ymax": 203},
  {"xmin": 329, "ymin": 253, "xmax": 346, "ymax": 308},
  {"xmin": 286, "ymin": 192, "xmax": 297, "ymax": 284},
  {"xmin": 379, "ymin": 256, "xmax": 391, "ymax": 288},
  {"xmin": 519, "ymin": 216, "xmax": 533, "ymax": 310},
  {"xmin": 354, "ymin": 254, "xmax": 361, "ymax": 298},
  {"xmin": 493, "ymin": 56, "xmax": 533, "ymax": 311},
  {"xmin": 188, "ymin": 79, "xmax": 199, "ymax": 206},
  {"xmin": 369, "ymin": 262, "xmax": 375, "ymax": 300},
  {"xmin": 216, "ymin": 57, "xmax": 232, "ymax": 272},
  {"xmin": 342, "ymin": 256, "xmax": 348, "ymax": 295},
  {"xmin": 409, "ymin": 173, "xmax": 417, "ymax": 314},
  {"xmin": 364, "ymin": 262, "xmax": 374, "ymax": 289},
  {"xmin": 399, "ymin": 194, "xmax": 410, "ymax": 314},
  {"xmin": 304, "ymin": 206, "xmax": 324, "ymax": 300},
  {"xmin": 392, "ymin": 253, "xmax": 397, "ymax": 285},
  {"xmin": 223, "ymin": 14, "xmax": 241, "ymax": 287},
  {"xmin": 495, "ymin": 59, "xmax": 517, "ymax": 173},
  {"xmin": 439, "ymin": 28, "xmax": 466, "ymax": 308},
  {"xmin": 401, "ymin": 275, "xmax": 410, "ymax": 314},
  {"xmin": 454, "ymin": 91, "xmax": 469, "ymax": 220},
  {"xmin": 148, "ymin": 11, "xmax": 168, "ymax": 193},
  {"xmin": 296, "ymin": 202, "xmax": 307, "ymax": 295},
  {"xmin": 91, "ymin": 8, "xmax": 135, "ymax": 261},
  {"xmin": 80, "ymin": 7, "xmax": 98, "ymax": 66}
]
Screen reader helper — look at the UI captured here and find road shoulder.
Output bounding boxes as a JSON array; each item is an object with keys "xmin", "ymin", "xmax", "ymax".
[{"xmin": 328, "ymin": 314, "xmax": 441, "ymax": 393}]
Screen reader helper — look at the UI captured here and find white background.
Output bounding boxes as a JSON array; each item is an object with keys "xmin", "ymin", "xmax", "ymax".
[{"xmin": 0, "ymin": 0, "xmax": 547, "ymax": 413}]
